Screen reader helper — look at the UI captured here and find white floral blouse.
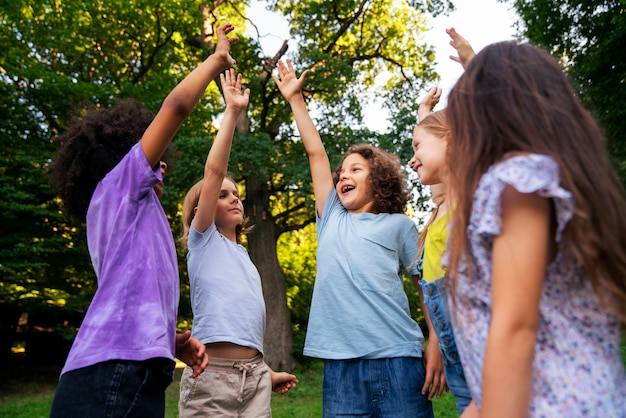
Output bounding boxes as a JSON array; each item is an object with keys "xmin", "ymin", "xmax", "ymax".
[{"xmin": 448, "ymin": 154, "xmax": 626, "ymax": 417}]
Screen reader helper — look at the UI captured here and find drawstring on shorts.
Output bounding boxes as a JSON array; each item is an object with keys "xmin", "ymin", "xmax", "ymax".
[{"xmin": 233, "ymin": 362, "xmax": 258, "ymax": 403}]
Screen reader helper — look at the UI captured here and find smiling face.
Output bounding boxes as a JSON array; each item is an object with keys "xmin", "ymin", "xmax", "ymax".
[
  {"xmin": 214, "ymin": 178, "xmax": 244, "ymax": 231},
  {"xmin": 409, "ymin": 125, "xmax": 448, "ymax": 185},
  {"xmin": 335, "ymin": 153, "xmax": 375, "ymax": 214}
]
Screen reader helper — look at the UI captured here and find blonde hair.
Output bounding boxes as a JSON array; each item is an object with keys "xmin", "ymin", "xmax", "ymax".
[
  {"xmin": 179, "ymin": 177, "xmax": 253, "ymax": 250},
  {"xmin": 415, "ymin": 111, "xmax": 449, "ymax": 265}
]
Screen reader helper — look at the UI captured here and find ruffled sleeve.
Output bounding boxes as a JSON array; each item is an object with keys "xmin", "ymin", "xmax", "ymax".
[{"xmin": 471, "ymin": 154, "xmax": 575, "ymax": 243}]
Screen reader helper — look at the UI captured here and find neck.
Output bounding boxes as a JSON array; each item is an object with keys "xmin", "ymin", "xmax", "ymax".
[
  {"xmin": 217, "ymin": 226, "xmax": 238, "ymax": 243},
  {"xmin": 433, "ymin": 197, "xmax": 450, "ymax": 221}
]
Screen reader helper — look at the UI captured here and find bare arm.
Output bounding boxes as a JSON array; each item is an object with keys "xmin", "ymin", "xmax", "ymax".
[
  {"xmin": 193, "ymin": 69, "xmax": 250, "ymax": 233},
  {"xmin": 481, "ymin": 186, "xmax": 551, "ymax": 417},
  {"xmin": 416, "ymin": 281, "xmax": 446, "ymax": 399},
  {"xmin": 140, "ymin": 23, "xmax": 238, "ymax": 168},
  {"xmin": 273, "ymin": 59, "xmax": 334, "ymax": 217}
]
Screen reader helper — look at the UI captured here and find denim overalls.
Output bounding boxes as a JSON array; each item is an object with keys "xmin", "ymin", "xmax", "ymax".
[{"xmin": 417, "ymin": 252, "xmax": 472, "ymax": 415}]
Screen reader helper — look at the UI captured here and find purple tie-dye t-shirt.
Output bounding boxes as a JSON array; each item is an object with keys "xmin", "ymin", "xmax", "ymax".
[{"xmin": 61, "ymin": 143, "xmax": 179, "ymax": 375}]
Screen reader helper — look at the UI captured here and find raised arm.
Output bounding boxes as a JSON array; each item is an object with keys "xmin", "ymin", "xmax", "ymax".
[
  {"xmin": 446, "ymin": 27, "xmax": 477, "ymax": 69},
  {"xmin": 193, "ymin": 69, "xmax": 250, "ymax": 233},
  {"xmin": 140, "ymin": 23, "xmax": 238, "ymax": 168},
  {"xmin": 273, "ymin": 59, "xmax": 334, "ymax": 217}
]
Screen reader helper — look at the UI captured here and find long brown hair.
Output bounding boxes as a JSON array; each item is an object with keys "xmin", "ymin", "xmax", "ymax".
[{"xmin": 446, "ymin": 40, "xmax": 626, "ymax": 326}]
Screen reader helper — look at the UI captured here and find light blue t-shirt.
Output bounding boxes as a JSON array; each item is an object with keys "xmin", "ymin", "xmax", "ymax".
[
  {"xmin": 62, "ymin": 143, "xmax": 179, "ymax": 375},
  {"xmin": 187, "ymin": 223, "xmax": 265, "ymax": 354},
  {"xmin": 304, "ymin": 189, "xmax": 424, "ymax": 360}
]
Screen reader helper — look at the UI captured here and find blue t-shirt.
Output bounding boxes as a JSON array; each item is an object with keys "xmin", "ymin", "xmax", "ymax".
[
  {"xmin": 62, "ymin": 142, "xmax": 179, "ymax": 375},
  {"xmin": 304, "ymin": 189, "xmax": 424, "ymax": 360},
  {"xmin": 187, "ymin": 223, "xmax": 265, "ymax": 354}
]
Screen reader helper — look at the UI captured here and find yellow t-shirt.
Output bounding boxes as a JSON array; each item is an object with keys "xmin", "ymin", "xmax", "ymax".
[{"xmin": 422, "ymin": 210, "xmax": 451, "ymax": 282}]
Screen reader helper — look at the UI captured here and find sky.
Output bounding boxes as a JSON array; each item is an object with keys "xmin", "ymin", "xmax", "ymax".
[{"xmin": 245, "ymin": 0, "xmax": 519, "ymax": 129}]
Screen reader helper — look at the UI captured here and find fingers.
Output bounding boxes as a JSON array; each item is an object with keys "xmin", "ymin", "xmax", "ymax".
[
  {"xmin": 191, "ymin": 352, "xmax": 209, "ymax": 378},
  {"xmin": 432, "ymin": 87, "xmax": 442, "ymax": 102},
  {"xmin": 421, "ymin": 373, "xmax": 445, "ymax": 400},
  {"xmin": 271, "ymin": 373, "xmax": 299, "ymax": 394},
  {"xmin": 217, "ymin": 22, "xmax": 235, "ymax": 36},
  {"xmin": 221, "ymin": 69, "xmax": 245, "ymax": 90}
]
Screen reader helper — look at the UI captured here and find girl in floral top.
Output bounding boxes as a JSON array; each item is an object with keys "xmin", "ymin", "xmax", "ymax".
[{"xmin": 445, "ymin": 41, "xmax": 626, "ymax": 417}]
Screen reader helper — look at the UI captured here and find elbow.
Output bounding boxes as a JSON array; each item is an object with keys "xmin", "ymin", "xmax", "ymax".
[
  {"xmin": 490, "ymin": 317, "xmax": 539, "ymax": 351},
  {"xmin": 204, "ymin": 165, "xmax": 227, "ymax": 179},
  {"xmin": 162, "ymin": 94, "xmax": 195, "ymax": 119}
]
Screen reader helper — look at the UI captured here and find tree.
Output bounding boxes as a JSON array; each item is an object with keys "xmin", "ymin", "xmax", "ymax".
[
  {"xmin": 503, "ymin": 0, "xmax": 626, "ymax": 181},
  {"xmin": 1, "ymin": 0, "xmax": 450, "ymax": 368},
  {"xmin": 0, "ymin": 0, "xmax": 249, "ymax": 360}
]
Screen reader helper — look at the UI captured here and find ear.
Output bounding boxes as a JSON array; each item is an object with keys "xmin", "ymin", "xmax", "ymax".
[{"xmin": 193, "ymin": 206, "xmax": 198, "ymax": 215}]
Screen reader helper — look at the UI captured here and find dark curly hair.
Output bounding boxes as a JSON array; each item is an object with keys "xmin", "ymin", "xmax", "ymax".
[
  {"xmin": 48, "ymin": 99, "xmax": 154, "ymax": 221},
  {"xmin": 332, "ymin": 144, "xmax": 409, "ymax": 214}
]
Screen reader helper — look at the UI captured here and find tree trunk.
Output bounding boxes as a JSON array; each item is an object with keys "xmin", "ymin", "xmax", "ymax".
[{"xmin": 245, "ymin": 175, "xmax": 296, "ymax": 370}]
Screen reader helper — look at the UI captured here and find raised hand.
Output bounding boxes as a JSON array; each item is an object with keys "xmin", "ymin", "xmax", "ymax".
[
  {"xmin": 273, "ymin": 58, "xmax": 310, "ymax": 103},
  {"xmin": 418, "ymin": 86, "xmax": 442, "ymax": 121},
  {"xmin": 214, "ymin": 22, "xmax": 238, "ymax": 72},
  {"xmin": 221, "ymin": 68, "xmax": 250, "ymax": 113},
  {"xmin": 447, "ymin": 27, "xmax": 476, "ymax": 69}
]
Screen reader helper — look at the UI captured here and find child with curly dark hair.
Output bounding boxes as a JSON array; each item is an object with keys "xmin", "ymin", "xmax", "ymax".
[
  {"xmin": 48, "ymin": 22, "xmax": 239, "ymax": 418},
  {"xmin": 274, "ymin": 59, "xmax": 444, "ymax": 418}
]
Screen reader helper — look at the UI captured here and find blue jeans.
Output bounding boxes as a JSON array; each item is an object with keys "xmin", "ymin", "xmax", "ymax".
[
  {"xmin": 421, "ymin": 277, "xmax": 472, "ymax": 415},
  {"xmin": 50, "ymin": 358, "xmax": 174, "ymax": 418},
  {"xmin": 322, "ymin": 357, "xmax": 434, "ymax": 418}
]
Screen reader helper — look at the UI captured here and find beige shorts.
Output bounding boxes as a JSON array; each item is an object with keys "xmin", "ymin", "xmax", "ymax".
[{"xmin": 178, "ymin": 353, "xmax": 272, "ymax": 418}]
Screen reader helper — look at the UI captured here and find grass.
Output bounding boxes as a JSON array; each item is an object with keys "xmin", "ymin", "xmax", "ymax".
[
  {"xmin": 0, "ymin": 359, "xmax": 458, "ymax": 418},
  {"xmin": 5, "ymin": 343, "xmax": 624, "ymax": 418}
]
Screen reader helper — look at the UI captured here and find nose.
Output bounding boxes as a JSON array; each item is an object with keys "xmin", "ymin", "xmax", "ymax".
[{"xmin": 409, "ymin": 155, "xmax": 417, "ymax": 170}]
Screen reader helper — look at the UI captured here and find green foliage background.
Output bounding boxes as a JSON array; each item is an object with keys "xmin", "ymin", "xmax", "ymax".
[{"xmin": 1, "ymin": 0, "xmax": 624, "ymax": 365}]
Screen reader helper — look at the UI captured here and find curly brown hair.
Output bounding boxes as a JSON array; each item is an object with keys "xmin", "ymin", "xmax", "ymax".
[
  {"xmin": 48, "ymin": 99, "xmax": 155, "ymax": 221},
  {"xmin": 333, "ymin": 144, "xmax": 409, "ymax": 214}
]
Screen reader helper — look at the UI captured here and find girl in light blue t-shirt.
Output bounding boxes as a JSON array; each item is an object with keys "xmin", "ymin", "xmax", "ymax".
[{"xmin": 178, "ymin": 69, "xmax": 297, "ymax": 418}]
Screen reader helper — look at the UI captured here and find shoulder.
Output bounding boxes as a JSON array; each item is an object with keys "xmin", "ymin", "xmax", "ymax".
[
  {"xmin": 486, "ymin": 153, "xmax": 559, "ymax": 192},
  {"xmin": 188, "ymin": 223, "xmax": 219, "ymax": 249},
  {"xmin": 472, "ymin": 153, "xmax": 575, "ymax": 237}
]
